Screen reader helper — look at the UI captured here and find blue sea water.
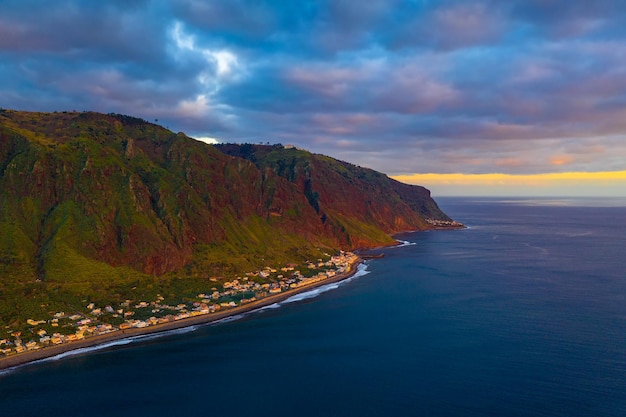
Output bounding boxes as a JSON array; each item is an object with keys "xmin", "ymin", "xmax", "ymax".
[{"xmin": 1, "ymin": 197, "xmax": 625, "ymax": 416}]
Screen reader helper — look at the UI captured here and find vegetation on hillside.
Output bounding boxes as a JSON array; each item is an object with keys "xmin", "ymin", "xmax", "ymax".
[{"xmin": 0, "ymin": 110, "xmax": 454, "ymax": 339}]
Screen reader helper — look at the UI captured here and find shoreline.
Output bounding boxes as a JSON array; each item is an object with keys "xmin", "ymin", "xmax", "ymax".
[{"xmin": 0, "ymin": 257, "xmax": 364, "ymax": 372}]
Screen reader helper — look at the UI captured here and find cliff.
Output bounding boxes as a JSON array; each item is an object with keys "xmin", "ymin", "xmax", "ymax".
[
  {"xmin": 0, "ymin": 109, "xmax": 454, "ymax": 325},
  {"xmin": 215, "ymin": 143, "xmax": 452, "ymax": 247}
]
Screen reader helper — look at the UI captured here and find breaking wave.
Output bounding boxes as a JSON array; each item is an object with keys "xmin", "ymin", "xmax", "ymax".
[
  {"xmin": 394, "ymin": 240, "xmax": 417, "ymax": 247},
  {"xmin": 259, "ymin": 263, "xmax": 371, "ymax": 308}
]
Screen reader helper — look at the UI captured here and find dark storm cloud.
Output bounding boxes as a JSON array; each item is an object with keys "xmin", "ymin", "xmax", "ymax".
[
  {"xmin": 0, "ymin": 0, "xmax": 164, "ymax": 60},
  {"xmin": 2, "ymin": 0, "xmax": 626, "ymax": 175}
]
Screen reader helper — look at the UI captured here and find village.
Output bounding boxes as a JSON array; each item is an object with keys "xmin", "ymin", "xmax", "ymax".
[
  {"xmin": 424, "ymin": 218, "xmax": 465, "ymax": 228},
  {"xmin": 0, "ymin": 252, "xmax": 358, "ymax": 357}
]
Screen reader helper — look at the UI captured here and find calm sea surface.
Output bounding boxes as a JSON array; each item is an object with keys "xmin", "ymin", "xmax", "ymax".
[{"xmin": 2, "ymin": 197, "xmax": 625, "ymax": 416}]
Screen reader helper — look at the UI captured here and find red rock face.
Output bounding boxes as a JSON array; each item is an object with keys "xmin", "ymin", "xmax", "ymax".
[
  {"xmin": 0, "ymin": 110, "xmax": 454, "ymax": 278},
  {"xmin": 215, "ymin": 144, "xmax": 452, "ymax": 248}
]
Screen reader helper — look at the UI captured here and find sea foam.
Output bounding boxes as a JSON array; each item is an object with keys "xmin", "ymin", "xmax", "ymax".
[
  {"xmin": 394, "ymin": 240, "xmax": 417, "ymax": 247},
  {"xmin": 258, "ymin": 263, "xmax": 370, "ymax": 309}
]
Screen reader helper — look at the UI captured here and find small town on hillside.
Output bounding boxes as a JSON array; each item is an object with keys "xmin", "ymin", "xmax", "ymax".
[{"xmin": 0, "ymin": 252, "xmax": 358, "ymax": 357}]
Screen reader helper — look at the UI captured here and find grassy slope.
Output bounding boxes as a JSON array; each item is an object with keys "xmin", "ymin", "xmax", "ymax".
[
  {"xmin": 0, "ymin": 110, "xmax": 451, "ymax": 337},
  {"xmin": 0, "ymin": 112, "xmax": 328, "ymax": 333}
]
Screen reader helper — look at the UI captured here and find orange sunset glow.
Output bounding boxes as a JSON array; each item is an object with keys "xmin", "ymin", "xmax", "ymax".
[{"xmin": 393, "ymin": 171, "xmax": 626, "ymax": 196}]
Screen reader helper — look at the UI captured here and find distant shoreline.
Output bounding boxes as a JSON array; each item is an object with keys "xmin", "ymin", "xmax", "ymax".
[{"xmin": 0, "ymin": 257, "xmax": 364, "ymax": 372}]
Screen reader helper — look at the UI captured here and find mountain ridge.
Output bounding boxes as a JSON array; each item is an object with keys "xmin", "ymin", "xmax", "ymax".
[{"xmin": 0, "ymin": 109, "xmax": 457, "ymax": 329}]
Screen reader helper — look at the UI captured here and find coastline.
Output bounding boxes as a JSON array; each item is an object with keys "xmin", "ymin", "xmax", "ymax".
[{"xmin": 0, "ymin": 257, "xmax": 364, "ymax": 372}]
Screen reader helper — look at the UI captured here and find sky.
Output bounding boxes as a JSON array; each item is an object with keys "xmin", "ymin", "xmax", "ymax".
[{"xmin": 1, "ymin": 0, "xmax": 626, "ymax": 196}]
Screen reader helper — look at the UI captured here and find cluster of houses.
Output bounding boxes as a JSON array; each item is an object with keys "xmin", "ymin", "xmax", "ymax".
[
  {"xmin": 1, "ymin": 322, "xmax": 116, "ymax": 355},
  {"xmin": 425, "ymin": 218, "xmax": 464, "ymax": 228},
  {"xmin": 1, "ymin": 252, "xmax": 358, "ymax": 357}
]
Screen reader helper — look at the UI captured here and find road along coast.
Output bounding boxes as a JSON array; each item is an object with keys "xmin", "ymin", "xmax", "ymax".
[{"xmin": 0, "ymin": 256, "xmax": 363, "ymax": 372}]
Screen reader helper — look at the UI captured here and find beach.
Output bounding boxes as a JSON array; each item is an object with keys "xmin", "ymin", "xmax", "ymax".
[{"xmin": 0, "ymin": 256, "xmax": 363, "ymax": 372}]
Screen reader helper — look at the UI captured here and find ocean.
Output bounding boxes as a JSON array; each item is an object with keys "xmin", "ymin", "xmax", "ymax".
[{"xmin": 1, "ymin": 197, "xmax": 625, "ymax": 416}]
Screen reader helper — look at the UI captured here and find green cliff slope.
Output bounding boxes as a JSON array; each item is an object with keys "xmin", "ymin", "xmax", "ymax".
[{"xmin": 0, "ymin": 109, "xmax": 454, "ymax": 331}]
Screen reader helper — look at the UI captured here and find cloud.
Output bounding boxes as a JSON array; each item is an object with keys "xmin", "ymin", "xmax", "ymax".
[
  {"xmin": 2, "ymin": 0, "xmax": 626, "ymax": 186},
  {"xmin": 388, "ymin": 2, "xmax": 508, "ymax": 50},
  {"xmin": 0, "ymin": 0, "xmax": 165, "ymax": 62},
  {"xmin": 193, "ymin": 136, "xmax": 220, "ymax": 145}
]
